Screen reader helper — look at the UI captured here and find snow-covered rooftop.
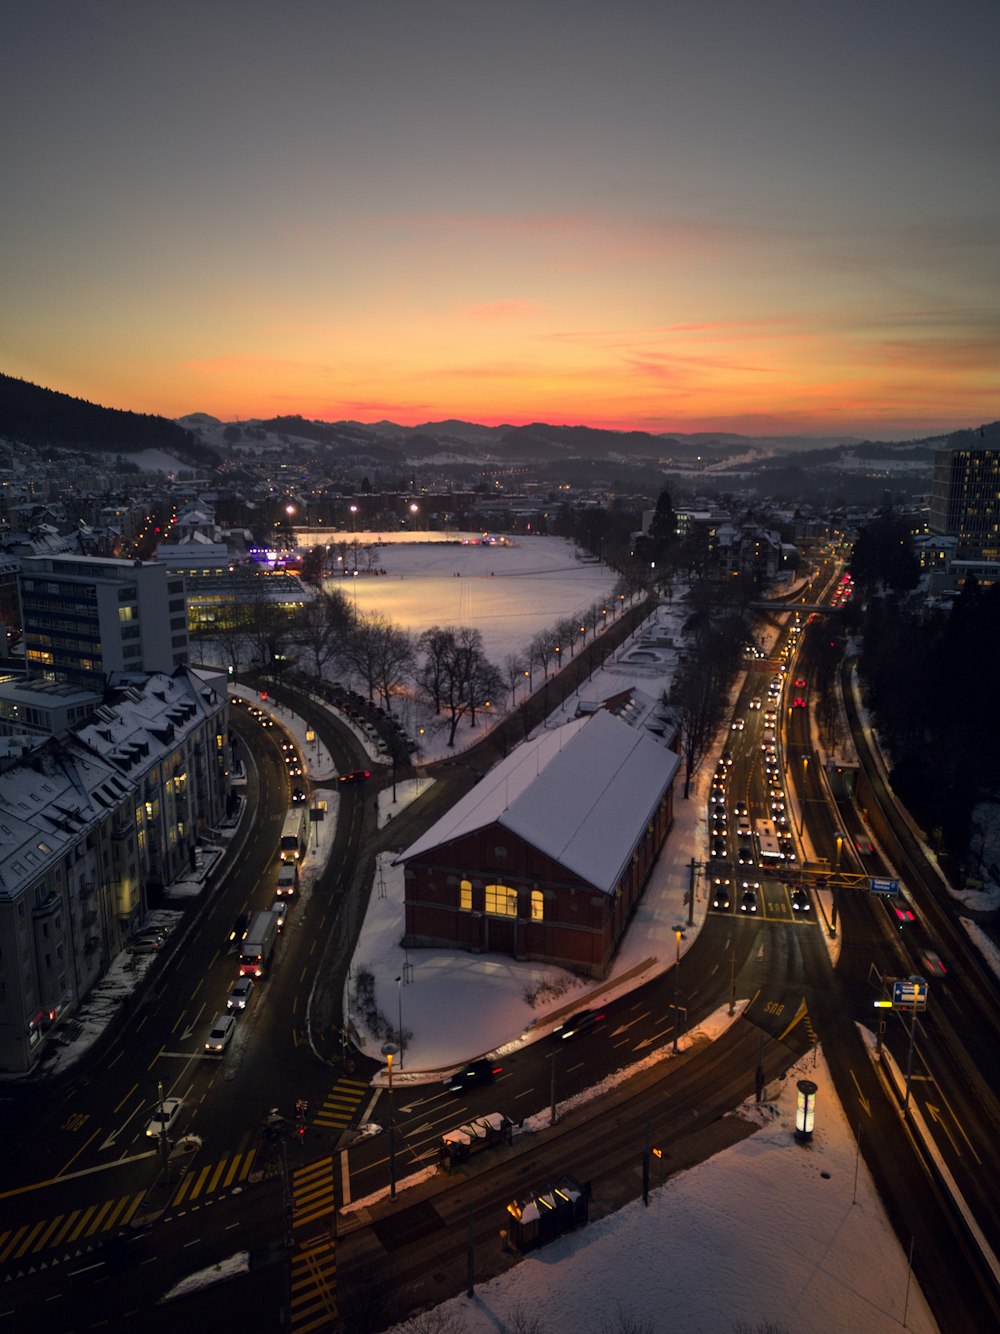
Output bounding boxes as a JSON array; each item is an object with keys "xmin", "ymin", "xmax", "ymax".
[{"xmin": 398, "ymin": 710, "xmax": 680, "ymax": 893}]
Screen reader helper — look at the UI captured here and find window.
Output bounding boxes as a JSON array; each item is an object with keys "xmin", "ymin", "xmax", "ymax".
[
  {"xmin": 530, "ymin": 890, "xmax": 544, "ymax": 921},
  {"xmin": 459, "ymin": 879, "xmax": 472, "ymax": 911},
  {"xmin": 484, "ymin": 883, "xmax": 517, "ymax": 917}
]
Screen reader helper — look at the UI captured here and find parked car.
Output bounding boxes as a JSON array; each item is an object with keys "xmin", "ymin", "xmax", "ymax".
[{"xmin": 127, "ymin": 933, "xmax": 165, "ymax": 955}]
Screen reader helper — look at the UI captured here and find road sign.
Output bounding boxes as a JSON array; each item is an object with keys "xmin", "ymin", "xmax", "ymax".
[
  {"xmin": 892, "ymin": 978, "xmax": 928, "ymax": 1010},
  {"xmin": 869, "ymin": 876, "xmax": 899, "ymax": 897}
]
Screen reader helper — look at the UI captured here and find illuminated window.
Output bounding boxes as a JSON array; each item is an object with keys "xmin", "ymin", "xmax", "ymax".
[
  {"xmin": 484, "ymin": 884, "xmax": 517, "ymax": 917},
  {"xmin": 530, "ymin": 890, "xmax": 544, "ymax": 921},
  {"xmin": 460, "ymin": 879, "xmax": 472, "ymax": 911}
]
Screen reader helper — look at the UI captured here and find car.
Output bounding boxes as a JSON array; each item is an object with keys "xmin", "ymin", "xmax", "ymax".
[
  {"xmin": 227, "ymin": 976, "xmax": 255, "ymax": 1011},
  {"xmin": 780, "ymin": 842, "xmax": 797, "ymax": 862},
  {"xmin": 711, "ymin": 877, "xmax": 732, "ymax": 909},
  {"xmin": 339, "ymin": 769, "xmax": 371, "ymax": 783},
  {"xmin": 856, "ymin": 837, "xmax": 875, "ymax": 855},
  {"xmin": 737, "ymin": 845, "xmax": 754, "ymax": 865},
  {"xmin": 127, "ymin": 932, "xmax": 165, "ymax": 954},
  {"xmin": 749, "ymin": 696, "xmax": 762, "ymax": 710},
  {"xmin": 443, "ymin": 1057, "xmax": 503, "ymax": 1094},
  {"xmin": 793, "ymin": 678, "xmax": 806, "ymax": 689},
  {"xmin": 741, "ymin": 878, "xmax": 761, "ymax": 893},
  {"xmin": 290, "ymin": 785, "xmax": 307, "ymax": 804},
  {"xmin": 710, "ymin": 838, "xmax": 727, "ymax": 859},
  {"xmin": 720, "ymin": 750, "xmax": 734, "ymax": 767},
  {"xmin": 920, "ymin": 950, "xmax": 947, "ymax": 976},
  {"xmin": 229, "ymin": 912, "xmax": 250, "ymax": 945},
  {"xmin": 204, "ymin": 1013, "xmax": 236, "ymax": 1055},
  {"xmin": 734, "ymin": 802, "xmax": 749, "ymax": 819},
  {"xmin": 739, "ymin": 887, "xmax": 759, "ymax": 913},
  {"xmin": 893, "ymin": 903, "xmax": 916, "ymax": 925},
  {"xmin": 553, "ymin": 1009, "xmax": 605, "ymax": 1040},
  {"xmin": 731, "ymin": 718, "xmax": 745, "ymax": 732},
  {"xmin": 276, "ymin": 864, "xmax": 297, "ymax": 897},
  {"xmin": 791, "ymin": 697, "xmax": 806, "ymax": 709},
  {"xmin": 145, "ymin": 1096, "xmax": 183, "ymax": 1139},
  {"xmin": 270, "ymin": 899, "xmax": 288, "ymax": 930},
  {"xmin": 791, "ymin": 888, "xmax": 811, "ymax": 912}
]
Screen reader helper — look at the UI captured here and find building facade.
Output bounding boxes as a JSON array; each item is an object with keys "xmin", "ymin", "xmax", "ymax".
[
  {"xmin": 0, "ymin": 667, "xmax": 228, "ymax": 1073},
  {"xmin": 19, "ymin": 554, "xmax": 189, "ymax": 687},
  {"xmin": 929, "ymin": 444, "xmax": 1000, "ymax": 559}
]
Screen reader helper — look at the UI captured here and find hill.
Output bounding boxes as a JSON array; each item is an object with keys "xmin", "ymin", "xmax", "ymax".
[{"xmin": 0, "ymin": 374, "xmax": 218, "ymax": 467}]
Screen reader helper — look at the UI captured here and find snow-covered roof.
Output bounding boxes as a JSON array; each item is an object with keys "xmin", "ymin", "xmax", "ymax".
[{"xmin": 398, "ymin": 710, "xmax": 679, "ymax": 894}]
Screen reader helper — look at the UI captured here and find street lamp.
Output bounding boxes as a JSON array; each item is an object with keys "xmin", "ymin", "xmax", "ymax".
[
  {"xmin": 672, "ymin": 926, "xmax": 684, "ymax": 1053},
  {"xmin": 409, "ymin": 502, "xmax": 419, "ymax": 532},
  {"xmin": 396, "ymin": 974, "xmax": 404, "ymax": 1068},
  {"xmin": 381, "ymin": 1042, "xmax": 399, "ymax": 1200},
  {"xmin": 349, "ymin": 503, "xmax": 358, "ymax": 533}
]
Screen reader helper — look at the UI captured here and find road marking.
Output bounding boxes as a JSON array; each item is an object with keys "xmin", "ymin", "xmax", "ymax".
[{"xmin": 849, "ymin": 1070, "xmax": 871, "ymax": 1117}]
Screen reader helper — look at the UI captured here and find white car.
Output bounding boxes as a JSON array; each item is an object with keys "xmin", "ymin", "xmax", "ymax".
[
  {"xmin": 145, "ymin": 1096, "xmax": 183, "ymax": 1139},
  {"xmin": 204, "ymin": 1013, "xmax": 236, "ymax": 1055}
]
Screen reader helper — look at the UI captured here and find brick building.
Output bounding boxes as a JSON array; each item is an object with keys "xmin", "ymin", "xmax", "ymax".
[{"xmin": 399, "ymin": 711, "xmax": 680, "ymax": 978}]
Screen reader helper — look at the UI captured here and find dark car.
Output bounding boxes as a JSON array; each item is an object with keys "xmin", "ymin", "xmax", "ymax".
[
  {"xmin": 229, "ymin": 912, "xmax": 250, "ymax": 944},
  {"xmin": 339, "ymin": 769, "xmax": 371, "ymax": 783},
  {"xmin": 711, "ymin": 877, "xmax": 732, "ymax": 909},
  {"xmin": 791, "ymin": 888, "xmax": 811, "ymax": 913},
  {"xmin": 290, "ymin": 785, "xmax": 307, "ymax": 804},
  {"xmin": 443, "ymin": 1057, "xmax": 502, "ymax": 1094},
  {"xmin": 739, "ymin": 887, "xmax": 758, "ymax": 913},
  {"xmin": 553, "ymin": 1009, "xmax": 605, "ymax": 1040}
]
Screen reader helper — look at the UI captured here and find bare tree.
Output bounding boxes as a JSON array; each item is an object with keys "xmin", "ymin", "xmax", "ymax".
[
  {"xmin": 415, "ymin": 626, "xmax": 454, "ymax": 712},
  {"xmin": 373, "ymin": 621, "xmax": 415, "ymax": 710},
  {"xmin": 293, "ymin": 586, "xmax": 352, "ymax": 681},
  {"xmin": 338, "ymin": 610, "xmax": 391, "ymax": 700},
  {"xmin": 598, "ymin": 1307, "xmax": 656, "ymax": 1334},
  {"xmin": 529, "ymin": 630, "xmax": 557, "ymax": 681},
  {"xmin": 503, "ymin": 651, "xmax": 528, "ymax": 703}
]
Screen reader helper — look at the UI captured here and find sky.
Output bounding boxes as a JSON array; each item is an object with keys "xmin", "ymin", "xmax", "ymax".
[
  {"xmin": 37, "ymin": 536, "xmax": 1000, "ymax": 1324},
  {"xmin": 4, "ymin": 1, "xmax": 999, "ymax": 440}
]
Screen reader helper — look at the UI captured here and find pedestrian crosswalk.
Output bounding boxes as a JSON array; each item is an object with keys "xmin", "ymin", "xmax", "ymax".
[
  {"xmin": 311, "ymin": 1076, "xmax": 368, "ymax": 1133},
  {"xmin": 290, "ymin": 1232, "xmax": 338, "ymax": 1333},
  {"xmin": 292, "ymin": 1155, "xmax": 335, "ymax": 1232},
  {"xmin": 0, "ymin": 1189, "xmax": 146, "ymax": 1267},
  {"xmin": 168, "ymin": 1143, "xmax": 258, "ymax": 1208}
]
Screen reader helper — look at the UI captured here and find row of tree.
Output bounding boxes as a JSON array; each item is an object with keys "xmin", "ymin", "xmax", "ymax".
[{"xmin": 198, "ymin": 574, "xmax": 637, "ymax": 747}]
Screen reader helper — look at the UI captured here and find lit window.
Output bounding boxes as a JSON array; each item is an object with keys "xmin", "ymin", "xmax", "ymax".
[
  {"xmin": 484, "ymin": 884, "xmax": 517, "ymax": 917},
  {"xmin": 460, "ymin": 879, "xmax": 472, "ymax": 911},
  {"xmin": 530, "ymin": 890, "xmax": 544, "ymax": 921}
]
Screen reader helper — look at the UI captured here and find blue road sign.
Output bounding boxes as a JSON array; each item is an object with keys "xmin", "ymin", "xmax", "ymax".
[
  {"xmin": 892, "ymin": 978, "xmax": 928, "ymax": 1009},
  {"xmin": 869, "ymin": 876, "xmax": 900, "ymax": 897}
]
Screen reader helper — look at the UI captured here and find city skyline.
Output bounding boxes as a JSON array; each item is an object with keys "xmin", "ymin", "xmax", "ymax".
[{"xmin": 4, "ymin": 1, "xmax": 999, "ymax": 440}]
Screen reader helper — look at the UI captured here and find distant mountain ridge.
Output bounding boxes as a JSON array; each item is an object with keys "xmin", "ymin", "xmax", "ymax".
[{"xmin": 2, "ymin": 373, "xmax": 994, "ymax": 470}]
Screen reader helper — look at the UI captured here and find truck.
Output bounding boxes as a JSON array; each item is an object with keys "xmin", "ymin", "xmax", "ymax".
[
  {"xmin": 239, "ymin": 909, "xmax": 278, "ymax": 978},
  {"xmin": 279, "ymin": 807, "xmax": 307, "ymax": 863}
]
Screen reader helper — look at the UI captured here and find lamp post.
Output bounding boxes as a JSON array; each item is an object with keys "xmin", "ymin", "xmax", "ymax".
[
  {"xmin": 350, "ymin": 503, "xmax": 358, "ymax": 533},
  {"xmin": 672, "ymin": 925, "xmax": 684, "ymax": 1053},
  {"xmin": 396, "ymin": 974, "xmax": 404, "ymax": 1068},
  {"xmin": 381, "ymin": 1042, "xmax": 399, "ymax": 1200},
  {"xmin": 409, "ymin": 502, "xmax": 419, "ymax": 532}
]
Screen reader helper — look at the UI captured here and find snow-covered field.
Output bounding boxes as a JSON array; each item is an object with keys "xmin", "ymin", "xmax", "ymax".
[{"xmin": 325, "ymin": 533, "xmax": 617, "ymax": 667}]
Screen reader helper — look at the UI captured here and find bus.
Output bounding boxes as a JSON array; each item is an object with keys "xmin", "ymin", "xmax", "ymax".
[
  {"xmin": 754, "ymin": 818, "xmax": 785, "ymax": 868},
  {"xmin": 279, "ymin": 807, "xmax": 307, "ymax": 863}
]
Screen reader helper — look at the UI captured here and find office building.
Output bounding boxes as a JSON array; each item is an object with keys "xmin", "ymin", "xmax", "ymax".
[{"xmin": 19, "ymin": 555, "xmax": 189, "ymax": 687}]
